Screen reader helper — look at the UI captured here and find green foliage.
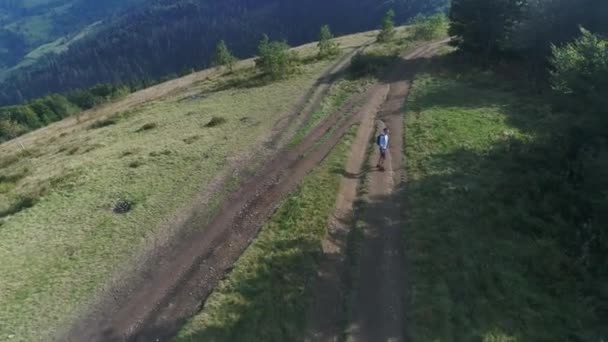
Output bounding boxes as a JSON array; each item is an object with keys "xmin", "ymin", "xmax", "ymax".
[
  {"xmin": 213, "ymin": 40, "xmax": 237, "ymax": 72},
  {"xmin": 411, "ymin": 14, "xmax": 448, "ymax": 40},
  {"xmin": 0, "ymin": 82, "xmax": 130, "ymax": 141},
  {"xmin": 68, "ymin": 84, "xmax": 129, "ymax": 110},
  {"xmin": 405, "ymin": 66, "xmax": 608, "ymax": 341},
  {"xmin": 449, "ymin": 0, "xmax": 608, "ymax": 69},
  {"xmin": 378, "ymin": 9, "xmax": 396, "ymax": 43},
  {"xmin": 550, "ymin": 28, "xmax": 608, "ymax": 115},
  {"xmin": 0, "ymin": 119, "xmax": 26, "ymax": 142},
  {"xmin": 317, "ymin": 25, "xmax": 340, "ymax": 59},
  {"xmin": 255, "ymin": 35, "xmax": 299, "ymax": 80},
  {"xmin": 449, "ymin": 0, "xmax": 526, "ymax": 58}
]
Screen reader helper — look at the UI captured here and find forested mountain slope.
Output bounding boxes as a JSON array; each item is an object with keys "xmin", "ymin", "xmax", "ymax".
[
  {"xmin": 0, "ymin": 0, "xmax": 448, "ymax": 105},
  {"xmin": 0, "ymin": 0, "xmax": 144, "ymax": 73}
]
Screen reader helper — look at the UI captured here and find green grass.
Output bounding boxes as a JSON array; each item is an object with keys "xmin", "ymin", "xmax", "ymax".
[
  {"xmin": 176, "ymin": 127, "xmax": 358, "ymax": 342},
  {"xmin": 0, "ymin": 57, "xmax": 337, "ymax": 342},
  {"xmin": 290, "ymin": 77, "xmax": 372, "ymax": 147},
  {"xmin": 403, "ymin": 59, "xmax": 605, "ymax": 341}
]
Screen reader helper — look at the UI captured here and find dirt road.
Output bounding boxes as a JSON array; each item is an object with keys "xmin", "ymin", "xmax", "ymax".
[{"xmin": 306, "ymin": 41, "xmax": 449, "ymax": 342}]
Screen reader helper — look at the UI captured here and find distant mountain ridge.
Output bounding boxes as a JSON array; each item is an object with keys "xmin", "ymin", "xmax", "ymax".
[{"xmin": 0, "ymin": 0, "xmax": 448, "ymax": 105}]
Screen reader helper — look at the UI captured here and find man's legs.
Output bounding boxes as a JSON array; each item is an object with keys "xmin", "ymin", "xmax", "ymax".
[{"xmin": 377, "ymin": 148, "xmax": 386, "ymax": 170}]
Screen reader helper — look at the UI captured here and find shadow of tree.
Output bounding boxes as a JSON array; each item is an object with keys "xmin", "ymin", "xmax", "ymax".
[{"xmin": 354, "ymin": 56, "xmax": 608, "ymax": 341}]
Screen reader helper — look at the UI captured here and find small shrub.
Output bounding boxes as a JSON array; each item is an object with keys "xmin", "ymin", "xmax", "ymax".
[
  {"xmin": 318, "ymin": 25, "xmax": 340, "ymax": 59},
  {"xmin": 0, "ymin": 194, "xmax": 38, "ymax": 218},
  {"xmin": 378, "ymin": 10, "xmax": 396, "ymax": 43},
  {"xmin": 89, "ymin": 118, "xmax": 118, "ymax": 130},
  {"xmin": 113, "ymin": 199, "xmax": 134, "ymax": 214},
  {"xmin": 412, "ymin": 14, "xmax": 448, "ymax": 40},
  {"xmin": 213, "ymin": 40, "xmax": 238, "ymax": 72},
  {"xmin": 205, "ymin": 117, "xmax": 227, "ymax": 128},
  {"xmin": 184, "ymin": 135, "xmax": 202, "ymax": 144},
  {"xmin": 121, "ymin": 150, "xmax": 135, "ymax": 158},
  {"xmin": 67, "ymin": 146, "xmax": 79, "ymax": 155},
  {"xmin": 128, "ymin": 160, "xmax": 144, "ymax": 168},
  {"xmin": 150, "ymin": 150, "xmax": 172, "ymax": 157},
  {"xmin": 136, "ymin": 122, "xmax": 158, "ymax": 132}
]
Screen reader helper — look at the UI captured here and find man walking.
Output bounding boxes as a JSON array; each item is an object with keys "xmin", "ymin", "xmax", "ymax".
[{"xmin": 376, "ymin": 127, "xmax": 389, "ymax": 171}]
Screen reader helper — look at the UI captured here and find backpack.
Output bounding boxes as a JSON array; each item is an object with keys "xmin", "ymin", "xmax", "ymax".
[{"xmin": 377, "ymin": 134, "xmax": 383, "ymax": 146}]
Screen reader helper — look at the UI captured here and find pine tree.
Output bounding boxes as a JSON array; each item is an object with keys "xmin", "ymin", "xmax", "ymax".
[
  {"xmin": 318, "ymin": 25, "xmax": 340, "ymax": 59},
  {"xmin": 378, "ymin": 9, "xmax": 396, "ymax": 43},
  {"xmin": 212, "ymin": 40, "xmax": 237, "ymax": 72},
  {"xmin": 255, "ymin": 35, "xmax": 299, "ymax": 80}
]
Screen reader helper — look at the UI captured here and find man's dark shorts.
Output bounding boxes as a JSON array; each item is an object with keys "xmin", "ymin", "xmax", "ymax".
[{"xmin": 380, "ymin": 148, "xmax": 387, "ymax": 158}]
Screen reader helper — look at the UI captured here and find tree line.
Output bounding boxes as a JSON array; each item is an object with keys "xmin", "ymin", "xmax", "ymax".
[{"xmin": 0, "ymin": 83, "xmax": 132, "ymax": 142}]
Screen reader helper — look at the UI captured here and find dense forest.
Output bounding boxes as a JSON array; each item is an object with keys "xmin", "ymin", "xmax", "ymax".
[
  {"xmin": 0, "ymin": 0, "xmax": 448, "ymax": 106},
  {"xmin": 448, "ymin": 0, "xmax": 608, "ymax": 337},
  {"xmin": 0, "ymin": 0, "xmax": 145, "ymax": 71}
]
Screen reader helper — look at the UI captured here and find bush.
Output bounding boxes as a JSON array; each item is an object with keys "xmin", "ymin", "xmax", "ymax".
[
  {"xmin": 0, "ymin": 119, "xmax": 27, "ymax": 142},
  {"xmin": 550, "ymin": 28, "xmax": 608, "ymax": 117},
  {"xmin": 412, "ymin": 14, "xmax": 448, "ymax": 40},
  {"xmin": 318, "ymin": 25, "xmax": 340, "ymax": 59},
  {"xmin": 213, "ymin": 40, "xmax": 237, "ymax": 72},
  {"xmin": 136, "ymin": 122, "xmax": 158, "ymax": 132},
  {"xmin": 89, "ymin": 118, "xmax": 118, "ymax": 129},
  {"xmin": 0, "ymin": 194, "xmax": 38, "ymax": 218},
  {"xmin": 205, "ymin": 116, "xmax": 227, "ymax": 127},
  {"xmin": 255, "ymin": 35, "xmax": 299, "ymax": 80},
  {"xmin": 113, "ymin": 198, "xmax": 134, "ymax": 214},
  {"xmin": 378, "ymin": 10, "xmax": 396, "ymax": 43}
]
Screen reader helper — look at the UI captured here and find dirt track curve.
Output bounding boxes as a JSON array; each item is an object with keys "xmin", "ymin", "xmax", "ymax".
[{"xmin": 65, "ymin": 40, "xmax": 446, "ymax": 342}]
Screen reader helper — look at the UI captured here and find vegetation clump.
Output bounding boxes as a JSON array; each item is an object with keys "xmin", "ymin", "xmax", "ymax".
[
  {"xmin": 89, "ymin": 118, "xmax": 118, "ymax": 130},
  {"xmin": 0, "ymin": 194, "xmax": 38, "ymax": 218},
  {"xmin": 411, "ymin": 14, "xmax": 448, "ymax": 40},
  {"xmin": 213, "ymin": 40, "xmax": 237, "ymax": 72},
  {"xmin": 377, "ymin": 10, "xmax": 396, "ymax": 43},
  {"xmin": 113, "ymin": 199, "xmax": 134, "ymax": 214},
  {"xmin": 136, "ymin": 122, "xmax": 158, "ymax": 132},
  {"xmin": 255, "ymin": 35, "xmax": 299, "ymax": 80},
  {"xmin": 205, "ymin": 116, "xmax": 227, "ymax": 128},
  {"xmin": 318, "ymin": 25, "xmax": 340, "ymax": 59}
]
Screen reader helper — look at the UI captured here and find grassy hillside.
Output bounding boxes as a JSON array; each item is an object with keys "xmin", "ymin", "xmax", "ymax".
[
  {"xmin": 0, "ymin": 30, "xmax": 377, "ymax": 341},
  {"xmin": 404, "ymin": 57, "xmax": 607, "ymax": 341},
  {"xmin": 176, "ymin": 126, "xmax": 358, "ymax": 342}
]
